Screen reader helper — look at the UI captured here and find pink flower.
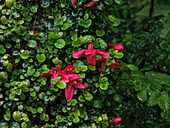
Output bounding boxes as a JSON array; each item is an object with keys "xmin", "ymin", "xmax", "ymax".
[
  {"xmin": 107, "ymin": 42, "xmax": 124, "ymax": 51},
  {"xmin": 97, "ymin": 58, "xmax": 120, "ymax": 73},
  {"xmin": 40, "ymin": 65, "xmax": 86, "ymax": 100},
  {"xmin": 40, "ymin": 65, "xmax": 81, "ymax": 85},
  {"xmin": 96, "ymin": 58, "xmax": 107, "ymax": 74},
  {"xmin": 72, "ymin": 0, "xmax": 77, "ymax": 9},
  {"xmin": 65, "ymin": 81, "xmax": 86, "ymax": 101},
  {"xmin": 72, "ymin": 42, "xmax": 110, "ymax": 66},
  {"xmin": 108, "ymin": 117, "xmax": 121, "ymax": 125},
  {"xmin": 86, "ymin": 1, "xmax": 97, "ymax": 7},
  {"xmin": 110, "ymin": 61, "xmax": 120, "ymax": 68},
  {"xmin": 72, "ymin": 0, "xmax": 97, "ymax": 9}
]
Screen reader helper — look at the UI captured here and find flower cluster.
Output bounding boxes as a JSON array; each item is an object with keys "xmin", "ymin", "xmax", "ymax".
[
  {"xmin": 40, "ymin": 65, "xmax": 86, "ymax": 101},
  {"xmin": 72, "ymin": 42, "xmax": 110, "ymax": 66},
  {"xmin": 73, "ymin": 42, "xmax": 124, "ymax": 73},
  {"xmin": 72, "ymin": 0, "xmax": 97, "ymax": 9}
]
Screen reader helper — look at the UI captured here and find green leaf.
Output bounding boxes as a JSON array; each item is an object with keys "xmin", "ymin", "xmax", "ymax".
[
  {"xmin": 158, "ymin": 91, "xmax": 169, "ymax": 110},
  {"xmin": 30, "ymin": 6, "xmax": 37, "ymax": 13},
  {"xmin": 70, "ymin": 99, "xmax": 77, "ymax": 106},
  {"xmin": 27, "ymin": 68, "xmax": 35, "ymax": 76},
  {"xmin": 136, "ymin": 5, "xmax": 170, "ymax": 17},
  {"xmin": 13, "ymin": 111, "xmax": 21, "ymax": 122},
  {"xmin": 137, "ymin": 91, "xmax": 148, "ymax": 102},
  {"xmin": 28, "ymin": 40, "xmax": 37, "ymax": 48},
  {"xmin": 96, "ymin": 30, "xmax": 105, "ymax": 36},
  {"xmin": 39, "ymin": 92, "xmax": 45, "ymax": 100},
  {"xmin": 108, "ymin": 15, "xmax": 116, "ymax": 22},
  {"xmin": 145, "ymin": 72, "xmax": 170, "ymax": 90},
  {"xmin": 40, "ymin": 113, "xmax": 46, "ymax": 121},
  {"xmin": 52, "ymin": 57, "xmax": 60, "ymax": 64},
  {"xmin": 127, "ymin": 64, "xmax": 138, "ymax": 70},
  {"xmin": 20, "ymin": 50, "xmax": 30, "ymax": 59},
  {"xmin": 88, "ymin": 65, "xmax": 96, "ymax": 71},
  {"xmin": 82, "ymin": 35, "xmax": 94, "ymax": 43},
  {"xmin": 85, "ymin": 19, "xmax": 92, "ymax": 28},
  {"xmin": 62, "ymin": 20, "xmax": 73, "ymax": 30},
  {"xmin": 21, "ymin": 122, "xmax": 27, "ymax": 128},
  {"xmin": 114, "ymin": 52, "xmax": 124, "ymax": 59},
  {"xmin": 84, "ymin": 93, "xmax": 93, "ymax": 101},
  {"xmin": 36, "ymin": 54, "xmax": 46, "ymax": 62},
  {"xmin": 0, "ymin": 122, "xmax": 8, "ymax": 128},
  {"xmin": 84, "ymin": 14, "xmax": 89, "ymax": 20},
  {"xmin": 115, "ymin": 0, "xmax": 123, "ymax": 5},
  {"xmin": 54, "ymin": 16, "xmax": 66, "ymax": 25},
  {"xmin": 73, "ymin": 60, "xmax": 84, "ymax": 68},
  {"xmin": 93, "ymin": 100, "xmax": 102, "ymax": 108},
  {"xmin": 0, "ymin": 45, "xmax": 6, "ymax": 54},
  {"xmin": 81, "ymin": 66, "xmax": 88, "ymax": 72},
  {"xmin": 72, "ymin": 40, "xmax": 81, "ymax": 47},
  {"xmin": 9, "ymin": 122, "xmax": 20, "ymax": 128},
  {"xmin": 9, "ymin": 93, "xmax": 15, "ymax": 100},
  {"xmin": 48, "ymin": 32, "xmax": 58, "ymax": 39},
  {"xmin": 0, "ymin": 71, "xmax": 8, "ymax": 83},
  {"xmin": 37, "ymin": 107, "xmax": 43, "ymax": 113},
  {"xmin": 55, "ymin": 39, "xmax": 66, "ymax": 49},
  {"xmin": 73, "ymin": 109, "xmax": 80, "ymax": 117},
  {"xmin": 78, "ymin": 19, "xmax": 85, "ymax": 26},
  {"xmin": 57, "ymin": 81, "xmax": 66, "ymax": 89},
  {"xmin": 114, "ymin": 94, "xmax": 123, "ymax": 102},
  {"xmin": 44, "ymin": 114, "xmax": 49, "ymax": 122},
  {"xmin": 100, "ymin": 83, "xmax": 109, "ymax": 90},
  {"xmin": 147, "ymin": 91, "xmax": 159, "ymax": 107},
  {"xmin": 73, "ymin": 117, "xmax": 80, "ymax": 123},
  {"xmin": 161, "ymin": 23, "xmax": 170, "ymax": 42}
]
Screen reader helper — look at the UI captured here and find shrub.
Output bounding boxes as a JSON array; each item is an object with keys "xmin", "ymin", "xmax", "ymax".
[{"xmin": 0, "ymin": 0, "xmax": 169, "ymax": 128}]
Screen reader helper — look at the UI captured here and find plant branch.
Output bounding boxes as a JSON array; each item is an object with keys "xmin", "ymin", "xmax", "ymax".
[{"xmin": 149, "ymin": 0, "xmax": 154, "ymax": 17}]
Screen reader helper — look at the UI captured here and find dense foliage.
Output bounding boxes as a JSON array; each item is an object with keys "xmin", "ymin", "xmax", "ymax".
[{"xmin": 0, "ymin": 0, "xmax": 170, "ymax": 128}]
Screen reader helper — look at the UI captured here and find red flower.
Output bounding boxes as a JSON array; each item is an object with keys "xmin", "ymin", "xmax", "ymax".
[
  {"xmin": 110, "ymin": 61, "xmax": 120, "ymax": 68},
  {"xmin": 65, "ymin": 80, "xmax": 86, "ymax": 101},
  {"xmin": 108, "ymin": 117, "xmax": 121, "ymax": 125},
  {"xmin": 40, "ymin": 65, "xmax": 82, "ymax": 85},
  {"xmin": 72, "ymin": 42, "xmax": 110, "ymax": 66},
  {"xmin": 86, "ymin": 1, "xmax": 97, "ymax": 7},
  {"xmin": 97, "ymin": 58, "xmax": 120, "ymax": 73},
  {"xmin": 40, "ymin": 65, "xmax": 86, "ymax": 101},
  {"xmin": 107, "ymin": 42, "xmax": 124, "ymax": 51},
  {"xmin": 72, "ymin": 0, "xmax": 77, "ymax": 9},
  {"xmin": 72, "ymin": 0, "xmax": 97, "ymax": 9},
  {"xmin": 96, "ymin": 58, "xmax": 107, "ymax": 74}
]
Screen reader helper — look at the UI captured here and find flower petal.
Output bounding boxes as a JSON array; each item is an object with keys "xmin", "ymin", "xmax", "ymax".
[
  {"xmin": 101, "ymin": 61, "xmax": 107, "ymax": 74},
  {"xmin": 96, "ymin": 58, "xmax": 107, "ymax": 63},
  {"xmin": 68, "ymin": 73, "xmax": 82, "ymax": 81},
  {"xmin": 73, "ymin": 81, "xmax": 87, "ymax": 89},
  {"xmin": 85, "ymin": 42, "xmax": 95, "ymax": 56},
  {"xmin": 86, "ymin": 1, "xmax": 97, "ymax": 7},
  {"xmin": 72, "ymin": 0, "xmax": 77, "ymax": 9},
  {"xmin": 108, "ymin": 117, "xmax": 121, "ymax": 125},
  {"xmin": 95, "ymin": 50, "xmax": 110, "ymax": 58},
  {"xmin": 107, "ymin": 42, "xmax": 124, "ymax": 51},
  {"xmin": 110, "ymin": 61, "xmax": 120, "ymax": 68},
  {"xmin": 51, "ymin": 67, "xmax": 61, "ymax": 72},
  {"xmin": 64, "ymin": 65, "xmax": 75, "ymax": 73},
  {"xmin": 65, "ymin": 83, "xmax": 74, "ymax": 101},
  {"xmin": 40, "ymin": 70, "xmax": 54, "ymax": 77},
  {"xmin": 60, "ymin": 74, "xmax": 69, "ymax": 83},
  {"xmin": 87, "ymin": 54, "xmax": 96, "ymax": 66},
  {"xmin": 72, "ymin": 50, "xmax": 86, "ymax": 59}
]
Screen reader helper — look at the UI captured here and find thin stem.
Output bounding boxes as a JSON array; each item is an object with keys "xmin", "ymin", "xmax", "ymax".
[{"xmin": 149, "ymin": 0, "xmax": 154, "ymax": 17}]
